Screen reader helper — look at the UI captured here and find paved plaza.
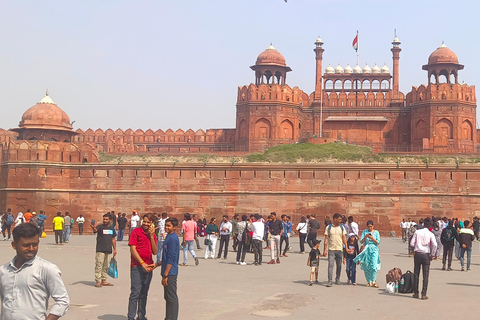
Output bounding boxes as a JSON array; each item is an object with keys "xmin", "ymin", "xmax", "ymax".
[{"xmin": 1, "ymin": 234, "xmax": 479, "ymax": 320}]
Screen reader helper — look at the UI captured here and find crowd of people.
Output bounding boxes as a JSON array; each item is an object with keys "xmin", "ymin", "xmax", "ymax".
[{"xmin": 1, "ymin": 207, "xmax": 479, "ymax": 319}]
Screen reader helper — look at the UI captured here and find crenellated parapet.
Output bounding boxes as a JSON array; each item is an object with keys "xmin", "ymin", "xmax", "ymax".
[
  {"xmin": 1, "ymin": 140, "xmax": 98, "ymax": 163},
  {"xmin": 406, "ymin": 83, "xmax": 476, "ymax": 106},
  {"xmin": 237, "ymin": 83, "xmax": 309, "ymax": 106}
]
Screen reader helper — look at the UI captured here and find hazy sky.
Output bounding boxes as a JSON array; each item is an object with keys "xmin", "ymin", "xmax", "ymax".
[{"xmin": 1, "ymin": 0, "xmax": 478, "ymax": 132}]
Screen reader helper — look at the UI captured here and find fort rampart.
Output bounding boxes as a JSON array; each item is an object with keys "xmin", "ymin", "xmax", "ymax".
[{"xmin": 1, "ymin": 161, "xmax": 479, "ymax": 234}]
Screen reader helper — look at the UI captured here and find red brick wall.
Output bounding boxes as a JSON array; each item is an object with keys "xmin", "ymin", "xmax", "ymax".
[{"xmin": 1, "ymin": 162, "xmax": 479, "ymax": 235}]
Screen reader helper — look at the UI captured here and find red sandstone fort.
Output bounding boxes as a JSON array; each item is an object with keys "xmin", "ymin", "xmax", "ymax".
[{"xmin": 0, "ymin": 36, "xmax": 479, "ymax": 233}]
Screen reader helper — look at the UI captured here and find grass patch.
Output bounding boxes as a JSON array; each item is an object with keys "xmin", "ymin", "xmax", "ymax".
[{"xmin": 245, "ymin": 142, "xmax": 376, "ymax": 163}]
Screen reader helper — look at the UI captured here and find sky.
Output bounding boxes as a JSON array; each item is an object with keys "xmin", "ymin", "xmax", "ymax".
[{"xmin": 0, "ymin": 0, "xmax": 479, "ymax": 132}]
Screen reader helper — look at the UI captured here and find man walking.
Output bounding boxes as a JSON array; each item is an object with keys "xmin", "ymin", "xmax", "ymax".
[
  {"xmin": 440, "ymin": 220, "xmax": 457, "ymax": 271},
  {"xmin": 181, "ymin": 213, "xmax": 199, "ymax": 266},
  {"xmin": 347, "ymin": 216, "xmax": 359, "ymax": 238},
  {"xmin": 0, "ymin": 223, "xmax": 70, "ymax": 319},
  {"xmin": 156, "ymin": 212, "xmax": 168, "ymax": 263},
  {"xmin": 267, "ymin": 212, "xmax": 283, "ymax": 264},
  {"xmin": 307, "ymin": 214, "xmax": 321, "ymax": 248},
  {"xmin": 458, "ymin": 220, "xmax": 475, "ymax": 271},
  {"xmin": 410, "ymin": 218, "xmax": 437, "ymax": 300},
  {"xmin": 117, "ymin": 213, "xmax": 128, "ymax": 241},
  {"xmin": 323, "ymin": 213, "xmax": 348, "ymax": 287},
  {"xmin": 128, "ymin": 213, "xmax": 157, "ymax": 320},
  {"xmin": 63, "ymin": 212, "xmax": 72, "ymax": 243},
  {"xmin": 92, "ymin": 213, "xmax": 117, "ymax": 288},
  {"xmin": 53, "ymin": 212, "xmax": 65, "ymax": 245},
  {"xmin": 217, "ymin": 215, "xmax": 232, "ymax": 259},
  {"xmin": 2, "ymin": 208, "xmax": 14, "ymax": 241},
  {"xmin": 250, "ymin": 214, "xmax": 265, "ymax": 266},
  {"xmin": 37, "ymin": 210, "xmax": 47, "ymax": 237},
  {"xmin": 130, "ymin": 210, "xmax": 140, "ymax": 235}
]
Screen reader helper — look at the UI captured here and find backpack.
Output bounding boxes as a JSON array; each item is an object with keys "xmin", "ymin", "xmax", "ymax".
[
  {"xmin": 30, "ymin": 216, "xmax": 39, "ymax": 228},
  {"xmin": 442, "ymin": 228, "xmax": 454, "ymax": 242},
  {"xmin": 241, "ymin": 222, "xmax": 252, "ymax": 245},
  {"xmin": 398, "ymin": 270, "xmax": 414, "ymax": 294},
  {"xmin": 5, "ymin": 213, "xmax": 13, "ymax": 226},
  {"xmin": 386, "ymin": 267, "xmax": 402, "ymax": 283},
  {"xmin": 327, "ymin": 223, "xmax": 345, "ymax": 235}
]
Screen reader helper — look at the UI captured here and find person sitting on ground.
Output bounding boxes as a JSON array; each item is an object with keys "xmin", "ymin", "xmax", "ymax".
[{"xmin": 307, "ymin": 239, "xmax": 321, "ymax": 286}]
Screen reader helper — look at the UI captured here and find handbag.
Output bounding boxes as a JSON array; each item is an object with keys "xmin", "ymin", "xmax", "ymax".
[
  {"xmin": 385, "ymin": 282, "xmax": 395, "ymax": 294},
  {"xmin": 107, "ymin": 258, "xmax": 118, "ymax": 279},
  {"xmin": 204, "ymin": 238, "xmax": 211, "ymax": 246}
]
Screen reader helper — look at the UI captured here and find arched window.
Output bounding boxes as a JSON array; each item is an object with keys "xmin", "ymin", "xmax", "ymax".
[
  {"xmin": 334, "ymin": 80, "xmax": 342, "ymax": 90},
  {"xmin": 362, "ymin": 80, "xmax": 371, "ymax": 90},
  {"xmin": 325, "ymin": 80, "xmax": 333, "ymax": 90},
  {"xmin": 344, "ymin": 80, "xmax": 352, "ymax": 90}
]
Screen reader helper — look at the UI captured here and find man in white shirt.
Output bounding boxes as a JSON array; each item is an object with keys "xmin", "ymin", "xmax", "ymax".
[
  {"xmin": 130, "ymin": 210, "xmax": 140, "ymax": 234},
  {"xmin": 347, "ymin": 216, "xmax": 359, "ymax": 238},
  {"xmin": 0, "ymin": 223, "xmax": 69, "ymax": 319},
  {"xmin": 217, "ymin": 215, "xmax": 232, "ymax": 259},
  {"xmin": 410, "ymin": 218, "xmax": 437, "ymax": 300},
  {"xmin": 400, "ymin": 219, "xmax": 408, "ymax": 242},
  {"xmin": 323, "ymin": 213, "xmax": 349, "ymax": 287},
  {"xmin": 250, "ymin": 214, "xmax": 265, "ymax": 265},
  {"xmin": 76, "ymin": 215, "xmax": 85, "ymax": 235}
]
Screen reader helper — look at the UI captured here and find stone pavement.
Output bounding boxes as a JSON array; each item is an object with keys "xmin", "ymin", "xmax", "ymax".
[{"xmin": 0, "ymin": 234, "xmax": 479, "ymax": 320}]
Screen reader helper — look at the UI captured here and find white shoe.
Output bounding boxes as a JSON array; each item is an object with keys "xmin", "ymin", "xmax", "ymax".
[
  {"xmin": 236, "ymin": 261, "xmax": 240, "ymax": 265},
  {"xmin": 240, "ymin": 262, "xmax": 247, "ymax": 266}
]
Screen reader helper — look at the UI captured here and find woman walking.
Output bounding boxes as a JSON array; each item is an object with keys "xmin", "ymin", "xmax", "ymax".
[
  {"xmin": 204, "ymin": 218, "xmax": 219, "ymax": 259},
  {"xmin": 353, "ymin": 220, "xmax": 381, "ymax": 287}
]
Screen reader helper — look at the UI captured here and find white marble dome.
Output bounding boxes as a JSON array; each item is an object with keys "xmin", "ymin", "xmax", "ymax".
[
  {"xmin": 334, "ymin": 64, "xmax": 344, "ymax": 74},
  {"xmin": 362, "ymin": 64, "xmax": 372, "ymax": 74},
  {"xmin": 381, "ymin": 64, "xmax": 390, "ymax": 73},
  {"xmin": 372, "ymin": 64, "xmax": 381, "ymax": 74},
  {"xmin": 344, "ymin": 64, "xmax": 353, "ymax": 74},
  {"xmin": 325, "ymin": 64, "xmax": 334, "ymax": 74},
  {"xmin": 353, "ymin": 64, "xmax": 362, "ymax": 74}
]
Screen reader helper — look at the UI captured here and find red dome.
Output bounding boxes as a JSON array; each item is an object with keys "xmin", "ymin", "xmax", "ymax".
[
  {"xmin": 19, "ymin": 95, "xmax": 74, "ymax": 131},
  {"xmin": 255, "ymin": 45, "xmax": 287, "ymax": 66},
  {"xmin": 428, "ymin": 44, "xmax": 459, "ymax": 65}
]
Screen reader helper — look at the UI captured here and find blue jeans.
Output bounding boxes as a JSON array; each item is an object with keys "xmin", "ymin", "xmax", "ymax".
[
  {"xmin": 118, "ymin": 229, "xmax": 125, "ymax": 241},
  {"xmin": 157, "ymin": 238, "xmax": 164, "ymax": 263},
  {"xmin": 63, "ymin": 226, "xmax": 71, "ymax": 242},
  {"xmin": 183, "ymin": 240, "xmax": 197, "ymax": 264},
  {"xmin": 346, "ymin": 257, "xmax": 356, "ymax": 283},
  {"xmin": 460, "ymin": 247, "xmax": 472, "ymax": 269},
  {"xmin": 128, "ymin": 266, "xmax": 153, "ymax": 320}
]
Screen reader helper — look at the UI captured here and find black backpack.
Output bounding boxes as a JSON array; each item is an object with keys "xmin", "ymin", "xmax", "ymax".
[
  {"xmin": 442, "ymin": 228, "xmax": 454, "ymax": 242},
  {"xmin": 398, "ymin": 270, "xmax": 414, "ymax": 294}
]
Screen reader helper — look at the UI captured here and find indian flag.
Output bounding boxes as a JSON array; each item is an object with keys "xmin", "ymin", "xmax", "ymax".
[{"xmin": 352, "ymin": 32, "xmax": 358, "ymax": 52}]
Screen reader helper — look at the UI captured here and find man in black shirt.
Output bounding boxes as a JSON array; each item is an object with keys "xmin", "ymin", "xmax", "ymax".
[
  {"xmin": 92, "ymin": 214, "xmax": 117, "ymax": 288},
  {"xmin": 267, "ymin": 212, "xmax": 283, "ymax": 265},
  {"xmin": 307, "ymin": 214, "xmax": 321, "ymax": 249},
  {"xmin": 117, "ymin": 213, "xmax": 128, "ymax": 241},
  {"xmin": 110, "ymin": 211, "xmax": 117, "ymax": 230}
]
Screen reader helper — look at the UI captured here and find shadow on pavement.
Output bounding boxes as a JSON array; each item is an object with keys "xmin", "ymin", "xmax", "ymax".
[
  {"xmin": 98, "ymin": 315, "xmax": 127, "ymax": 320},
  {"xmin": 70, "ymin": 280, "xmax": 96, "ymax": 287},
  {"xmin": 446, "ymin": 282, "xmax": 480, "ymax": 287}
]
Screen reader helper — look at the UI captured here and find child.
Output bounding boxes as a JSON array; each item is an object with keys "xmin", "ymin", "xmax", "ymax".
[
  {"xmin": 159, "ymin": 217, "xmax": 180, "ymax": 320},
  {"xmin": 343, "ymin": 234, "xmax": 359, "ymax": 285},
  {"xmin": 307, "ymin": 239, "xmax": 321, "ymax": 286}
]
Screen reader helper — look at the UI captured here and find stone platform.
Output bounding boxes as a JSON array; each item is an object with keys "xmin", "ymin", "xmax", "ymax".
[{"xmin": 0, "ymin": 234, "xmax": 479, "ymax": 319}]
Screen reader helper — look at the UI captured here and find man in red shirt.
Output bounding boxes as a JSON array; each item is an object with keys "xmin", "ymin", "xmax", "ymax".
[
  {"xmin": 127, "ymin": 213, "xmax": 158, "ymax": 320},
  {"xmin": 181, "ymin": 213, "xmax": 199, "ymax": 266}
]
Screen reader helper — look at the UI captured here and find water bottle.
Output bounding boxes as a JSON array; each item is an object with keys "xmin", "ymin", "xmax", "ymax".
[
  {"xmin": 401, "ymin": 277, "xmax": 404, "ymax": 286},
  {"xmin": 395, "ymin": 280, "xmax": 399, "ymax": 293}
]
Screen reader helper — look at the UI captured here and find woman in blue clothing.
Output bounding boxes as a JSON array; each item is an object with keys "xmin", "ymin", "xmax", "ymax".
[
  {"xmin": 280, "ymin": 215, "xmax": 292, "ymax": 257},
  {"xmin": 353, "ymin": 220, "xmax": 381, "ymax": 288}
]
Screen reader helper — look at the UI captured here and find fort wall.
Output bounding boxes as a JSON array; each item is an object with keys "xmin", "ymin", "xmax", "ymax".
[{"xmin": 1, "ymin": 162, "xmax": 480, "ymax": 235}]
